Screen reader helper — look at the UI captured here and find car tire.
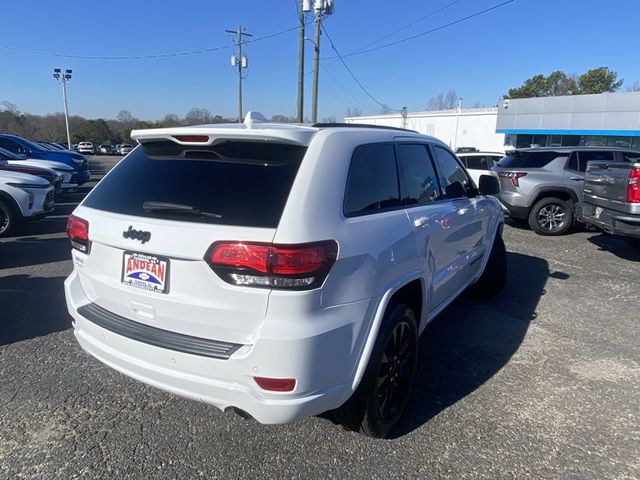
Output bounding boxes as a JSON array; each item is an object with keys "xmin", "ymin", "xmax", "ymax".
[
  {"xmin": 334, "ymin": 303, "xmax": 418, "ymax": 439},
  {"xmin": 528, "ymin": 197, "xmax": 573, "ymax": 236},
  {"xmin": 470, "ymin": 232, "xmax": 506, "ymax": 296},
  {"xmin": 0, "ymin": 199, "xmax": 15, "ymax": 237}
]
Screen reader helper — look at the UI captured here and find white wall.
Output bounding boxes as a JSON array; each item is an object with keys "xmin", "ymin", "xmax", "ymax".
[{"xmin": 345, "ymin": 108, "xmax": 505, "ymax": 153}]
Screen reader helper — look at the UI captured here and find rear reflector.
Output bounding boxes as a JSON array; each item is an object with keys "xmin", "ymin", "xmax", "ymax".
[
  {"xmin": 254, "ymin": 377, "xmax": 296, "ymax": 392},
  {"xmin": 205, "ymin": 240, "xmax": 338, "ymax": 290},
  {"xmin": 627, "ymin": 166, "xmax": 640, "ymax": 203},
  {"xmin": 66, "ymin": 215, "xmax": 91, "ymax": 253},
  {"xmin": 172, "ymin": 135, "xmax": 210, "ymax": 143}
]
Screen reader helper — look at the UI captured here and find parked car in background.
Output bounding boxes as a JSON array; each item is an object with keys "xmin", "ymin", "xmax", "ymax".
[
  {"xmin": 65, "ymin": 118, "xmax": 505, "ymax": 438},
  {"xmin": 576, "ymin": 150, "xmax": 640, "ymax": 241},
  {"xmin": 457, "ymin": 151, "xmax": 503, "ymax": 186},
  {"xmin": 0, "ymin": 169, "xmax": 54, "ymax": 236},
  {"xmin": 117, "ymin": 144, "xmax": 133, "ymax": 155},
  {"xmin": 99, "ymin": 144, "xmax": 116, "ymax": 155},
  {"xmin": 492, "ymin": 147, "xmax": 637, "ymax": 236},
  {"xmin": 0, "ymin": 158, "xmax": 62, "ymax": 197},
  {"xmin": 0, "ymin": 147, "xmax": 76, "ymax": 195},
  {"xmin": 0, "ymin": 134, "xmax": 90, "ymax": 184},
  {"xmin": 78, "ymin": 142, "xmax": 96, "ymax": 155}
]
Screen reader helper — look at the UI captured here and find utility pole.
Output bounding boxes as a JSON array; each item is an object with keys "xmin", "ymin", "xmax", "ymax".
[
  {"xmin": 453, "ymin": 97, "xmax": 463, "ymax": 150},
  {"xmin": 309, "ymin": 0, "xmax": 334, "ymax": 124},
  {"xmin": 226, "ymin": 26, "xmax": 252, "ymax": 123},
  {"xmin": 401, "ymin": 106, "xmax": 408, "ymax": 130},
  {"xmin": 52, "ymin": 68, "xmax": 72, "ymax": 149},
  {"xmin": 296, "ymin": 1, "xmax": 311, "ymax": 123}
]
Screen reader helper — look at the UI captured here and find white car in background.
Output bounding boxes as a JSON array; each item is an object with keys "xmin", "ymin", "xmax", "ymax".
[
  {"xmin": 0, "ymin": 147, "xmax": 77, "ymax": 194},
  {"xmin": 65, "ymin": 115, "xmax": 505, "ymax": 438},
  {"xmin": 0, "ymin": 170, "xmax": 55, "ymax": 236},
  {"xmin": 117, "ymin": 144, "xmax": 133, "ymax": 155},
  {"xmin": 456, "ymin": 151, "xmax": 504, "ymax": 186},
  {"xmin": 78, "ymin": 142, "xmax": 96, "ymax": 155}
]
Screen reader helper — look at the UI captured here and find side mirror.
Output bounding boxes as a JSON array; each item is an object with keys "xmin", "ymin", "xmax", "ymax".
[
  {"xmin": 444, "ymin": 181, "xmax": 467, "ymax": 199},
  {"xmin": 478, "ymin": 175, "xmax": 500, "ymax": 196}
]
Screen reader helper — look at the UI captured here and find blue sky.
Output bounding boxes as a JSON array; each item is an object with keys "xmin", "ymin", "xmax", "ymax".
[{"xmin": 1, "ymin": 0, "xmax": 638, "ymax": 121}]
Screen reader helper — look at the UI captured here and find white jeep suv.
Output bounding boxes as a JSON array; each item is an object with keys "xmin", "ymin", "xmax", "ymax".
[{"xmin": 65, "ymin": 116, "xmax": 505, "ymax": 438}]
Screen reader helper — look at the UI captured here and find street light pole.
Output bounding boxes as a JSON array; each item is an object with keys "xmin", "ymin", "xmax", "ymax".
[{"xmin": 53, "ymin": 68, "xmax": 72, "ymax": 149}]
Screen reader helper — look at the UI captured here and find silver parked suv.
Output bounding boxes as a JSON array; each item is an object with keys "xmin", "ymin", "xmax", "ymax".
[{"xmin": 492, "ymin": 147, "xmax": 638, "ymax": 235}]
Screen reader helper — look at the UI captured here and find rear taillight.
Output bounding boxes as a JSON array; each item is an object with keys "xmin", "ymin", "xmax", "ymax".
[
  {"xmin": 498, "ymin": 171, "xmax": 527, "ymax": 187},
  {"xmin": 66, "ymin": 215, "xmax": 91, "ymax": 253},
  {"xmin": 205, "ymin": 240, "xmax": 338, "ymax": 290},
  {"xmin": 627, "ymin": 166, "xmax": 640, "ymax": 203}
]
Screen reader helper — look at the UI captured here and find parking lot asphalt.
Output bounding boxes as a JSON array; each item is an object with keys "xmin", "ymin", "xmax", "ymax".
[{"xmin": 1, "ymin": 156, "xmax": 639, "ymax": 479}]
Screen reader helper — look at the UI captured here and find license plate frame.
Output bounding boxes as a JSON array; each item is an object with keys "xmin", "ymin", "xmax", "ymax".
[{"xmin": 121, "ymin": 251, "xmax": 170, "ymax": 294}]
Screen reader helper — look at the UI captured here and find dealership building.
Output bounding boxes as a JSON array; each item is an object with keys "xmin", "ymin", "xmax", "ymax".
[{"xmin": 344, "ymin": 91, "xmax": 640, "ymax": 152}]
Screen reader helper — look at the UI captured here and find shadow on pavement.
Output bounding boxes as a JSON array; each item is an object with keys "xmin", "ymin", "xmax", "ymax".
[
  {"xmin": 0, "ymin": 274, "xmax": 72, "ymax": 346},
  {"xmin": 586, "ymin": 232, "xmax": 640, "ymax": 262},
  {"xmin": 388, "ymin": 251, "xmax": 556, "ymax": 438},
  {"xmin": 0, "ymin": 236, "xmax": 71, "ymax": 269}
]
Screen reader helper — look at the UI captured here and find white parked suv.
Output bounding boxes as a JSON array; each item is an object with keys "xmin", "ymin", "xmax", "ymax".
[
  {"xmin": 65, "ymin": 115, "xmax": 505, "ymax": 437},
  {"xmin": 0, "ymin": 170, "xmax": 55, "ymax": 236},
  {"xmin": 456, "ymin": 150, "xmax": 504, "ymax": 186},
  {"xmin": 77, "ymin": 142, "xmax": 96, "ymax": 155}
]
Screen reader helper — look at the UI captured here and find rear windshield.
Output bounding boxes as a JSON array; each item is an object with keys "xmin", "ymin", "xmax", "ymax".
[
  {"xmin": 497, "ymin": 151, "xmax": 567, "ymax": 169},
  {"xmin": 82, "ymin": 140, "xmax": 306, "ymax": 228}
]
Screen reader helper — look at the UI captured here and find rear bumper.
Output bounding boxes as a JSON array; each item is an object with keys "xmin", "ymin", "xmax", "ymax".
[
  {"xmin": 498, "ymin": 199, "xmax": 529, "ymax": 219},
  {"xmin": 64, "ymin": 269, "xmax": 369, "ymax": 424},
  {"xmin": 576, "ymin": 202, "xmax": 640, "ymax": 238}
]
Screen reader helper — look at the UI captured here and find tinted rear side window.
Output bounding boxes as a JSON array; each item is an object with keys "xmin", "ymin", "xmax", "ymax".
[
  {"xmin": 433, "ymin": 146, "xmax": 472, "ymax": 196},
  {"xmin": 82, "ymin": 141, "xmax": 306, "ymax": 228},
  {"xmin": 497, "ymin": 151, "xmax": 566, "ymax": 168},
  {"xmin": 396, "ymin": 144, "xmax": 440, "ymax": 205},
  {"xmin": 578, "ymin": 151, "xmax": 614, "ymax": 169},
  {"xmin": 463, "ymin": 155, "xmax": 490, "ymax": 170},
  {"xmin": 344, "ymin": 144, "xmax": 400, "ymax": 216},
  {"xmin": 623, "ymin": 151, "xmax": 640, "ymax": 163}
]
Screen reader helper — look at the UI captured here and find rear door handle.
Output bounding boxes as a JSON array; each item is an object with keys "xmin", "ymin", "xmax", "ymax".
[
  {"xmin": 570, "ymin": 176, "xmax": 584, "ymax": 181},
  {"xmin": 413, "ymin": 216, "xmax": 429, "ymax": 228}
]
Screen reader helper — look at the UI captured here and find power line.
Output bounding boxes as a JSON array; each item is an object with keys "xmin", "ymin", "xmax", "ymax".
[
  {"xmin": 321, "ymin": 66, "xmax": 379, "ymax": 113},
  {"xmin": 321, "ymin": 24, "xmax": 399, "ymax": 112},
  {"xmin": 0, "ymin": 23, "xmax": 305, "ymax": 61},
  {"xmin": 352, "ymin": 0, "xmax": 463, "ymax": 54},
  {"xmin": 331, "ymin": 0, "xmax": 515, "ymax": 61}
]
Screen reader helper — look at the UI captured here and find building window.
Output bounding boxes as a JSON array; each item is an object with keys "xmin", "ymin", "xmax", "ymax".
[
  {"xmin": 532, "ymin": 134, "xmax": 547, "ymax": 147},
  {"xmin": 515, "ymin": 134, "xmax": 534, "ymax": 148},
  {"xmin": 606, "ymin": 136, "xmax": 633, "ymax": 148},
  {"xmin": 581, "ymin": 136, "xmax": 606, "ymax": 147},
  {"xmin": 549, "ymin": 135, "xmax": 562, "ymax": 147},
  {"xmin": 561, "ymin": 135, "xmax": 580, "ymax": 147}
]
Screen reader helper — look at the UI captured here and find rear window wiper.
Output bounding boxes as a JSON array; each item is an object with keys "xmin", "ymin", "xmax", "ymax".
[{"xmin": 142, "ymin": 201, "xmax": 223, "ymax": 219}]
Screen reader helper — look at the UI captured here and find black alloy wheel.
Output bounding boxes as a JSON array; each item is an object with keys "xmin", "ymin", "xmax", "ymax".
[{"xmin": 376, "ymin": 319, "xmax": 416, "ymax": 421}]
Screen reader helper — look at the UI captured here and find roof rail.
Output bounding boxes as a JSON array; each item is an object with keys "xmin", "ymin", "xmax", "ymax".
[{"xmin": 311, "ymin": 123, "xmax": 417, "ymax": 133}]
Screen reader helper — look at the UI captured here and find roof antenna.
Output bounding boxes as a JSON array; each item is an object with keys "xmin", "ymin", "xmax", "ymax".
[{"xmin": 244, "ymin": 111, "xmax": 267, "ymax": 126}]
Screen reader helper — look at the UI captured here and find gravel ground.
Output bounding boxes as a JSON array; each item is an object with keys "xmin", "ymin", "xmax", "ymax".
[{"xmin": 1, "ymin": 156, "xmax": 638, "ymax": 479}]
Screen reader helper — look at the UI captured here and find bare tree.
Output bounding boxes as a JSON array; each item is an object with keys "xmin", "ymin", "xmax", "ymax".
[
  {"xmin": 345, "ymin": 107, "xmax": 362, "ymax": 118},
  {"xmin": 626, "ymin": 81, "xmax": 640, "ymax": 92},
  {"xmin": 184, "ymin": 108, "xmax": 213, "ymax": 125},
  {"xmin": 322, "ymin": 116, "xmax": 337, "ymax": 123},
  {"xmin": 444, "ymin": 89, "xmax": 459, "ymax": 109}
]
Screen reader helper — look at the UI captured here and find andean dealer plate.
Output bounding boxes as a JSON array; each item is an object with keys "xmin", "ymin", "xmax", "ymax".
[{"xmin": 122, "ymin": 252, "xmax": 170, "ymax": 294}]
